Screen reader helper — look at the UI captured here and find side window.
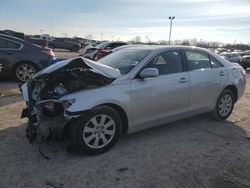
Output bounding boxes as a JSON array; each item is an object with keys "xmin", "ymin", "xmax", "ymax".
[
  {"xmin": 210, "ymin": 55, "xmax": 223, "ymax": 68},
  {"xmin": 7, "ymin": 40, "xmax": 21, "ymax": 49},
  {"xmin": 146, "ymin": 50, "xmax": 183, "ymax": 75},
  {"xmin": 0, "ymin": 38, "xmax": 8, "ymax": 48},
  {"xmin": 185, "ymin": 50, "xmax": 211, "ymax": 71},
  {"xmin": 0, "ymin": 38, "xmax": 21, "ymax": 49}
]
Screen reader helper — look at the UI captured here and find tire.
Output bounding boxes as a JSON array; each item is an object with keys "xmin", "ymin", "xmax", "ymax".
[
  {"xmin": 66, "ymin": 106, "xmax": 122, "ymax": 155},
  {"xmin": 243, "ymin": 65, "xmax": 247, "ymax": 70},
  {"xmin": 212, "ymin": 89, "xmax": 235, "ymax": 121},
  {"xmin": 14, "ymin": 62, "xmax": 39, "ymax": 82}
]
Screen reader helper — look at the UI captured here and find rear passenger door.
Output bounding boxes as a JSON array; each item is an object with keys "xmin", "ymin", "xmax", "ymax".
[{"xmin": 184, "ymin": 50, "xmax": 227, "ymax": 112}]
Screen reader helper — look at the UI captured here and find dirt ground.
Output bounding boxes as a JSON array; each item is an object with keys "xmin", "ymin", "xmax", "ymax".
[{"xmin": 0, "ymin": 52, "xmax": 250, "ymax": 188}]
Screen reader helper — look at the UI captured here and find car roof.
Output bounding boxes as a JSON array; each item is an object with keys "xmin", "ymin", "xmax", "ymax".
[
  {"xmin": 117, "ymin": 45, "xmax": 212, "ymax": 53},
  {"xmin": 0, "ymin": 33, "xmax": 26, "ymax": 43}
]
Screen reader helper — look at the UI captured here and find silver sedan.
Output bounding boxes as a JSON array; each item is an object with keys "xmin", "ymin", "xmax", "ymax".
[{"xmin": 21, "ymin": 46, "xmax": 246, "ymax": 154}]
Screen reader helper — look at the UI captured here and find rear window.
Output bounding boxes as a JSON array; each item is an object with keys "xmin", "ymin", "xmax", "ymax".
[{"xmin": 210, "ymin": 55, "xmax": 223, "ymax": 68}]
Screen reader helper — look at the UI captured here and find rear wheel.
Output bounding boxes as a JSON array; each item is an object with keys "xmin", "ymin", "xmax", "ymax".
[
  {"xmin": 212, "ymin": 89, "xmax": 235, "ymax": 120},
  {"xmin": 14, "ymin": 62, "xmax": 38, "ymax": 82},
  {"xmin": 66, "ymin": 106, "xmax": 122, "ymax": 155}
]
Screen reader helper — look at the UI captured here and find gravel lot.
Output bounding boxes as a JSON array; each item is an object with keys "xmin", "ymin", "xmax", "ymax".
[{"xmin": 0, "ymin": 51, "xmax": 250, "ymax": 188}]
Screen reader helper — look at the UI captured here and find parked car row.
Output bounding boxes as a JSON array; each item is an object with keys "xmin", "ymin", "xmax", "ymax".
[
  {"xmin": 213, "ymin": 49, "xmax": 250, "ymax": 69},
  {"xmin": 82, "ymin": 41, "xmax": 127, "ymax": 60}
]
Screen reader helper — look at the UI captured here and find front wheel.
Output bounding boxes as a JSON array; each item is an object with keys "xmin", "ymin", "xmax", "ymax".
[
  {"xmin": 212, "ymin": 89, "xmax": 235, "ymax": 120},
  {"xmin": 66, "ymin": 106, "xmax": 122, "ymax": 155}
]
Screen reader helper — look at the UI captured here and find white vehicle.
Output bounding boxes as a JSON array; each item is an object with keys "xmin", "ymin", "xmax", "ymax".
[
  {"xmin": 21, "ymin": 46, "xmax": 246, "ymax": 155},
  {"xmin": 220, "ymin": 53, "xmax": 241, "ymax": 63}
]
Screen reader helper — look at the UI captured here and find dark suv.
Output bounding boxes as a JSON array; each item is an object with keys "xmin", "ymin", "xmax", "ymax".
[
  {"xmin": 0, "ymin": 34, "xmax": 56, "ymax": 82},
  {"xmin": 48, "ymin": 38, "xmax": 81, "ymax": 52}
]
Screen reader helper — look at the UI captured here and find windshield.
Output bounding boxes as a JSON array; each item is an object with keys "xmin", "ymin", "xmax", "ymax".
[
  {"xmin": 96, "ymin": 41, "xmax": 110, "ymax": 48},
  {"xmin": 98, "ymin": 49, "xmax": 151, "ymax": 75}
]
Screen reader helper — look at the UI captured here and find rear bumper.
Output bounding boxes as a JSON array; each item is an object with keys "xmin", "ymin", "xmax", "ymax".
[
  {"xmin": 236, "ymin": 76, "xmax": 246, "ymax": 100},
  {"xmin": 37, "ymin": 56, "xmax": 56, "ymax": 69}
]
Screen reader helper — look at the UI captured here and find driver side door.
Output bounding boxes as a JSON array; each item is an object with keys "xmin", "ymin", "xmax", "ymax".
[{"xmin": 130, "ymin": 50, "xmax": 190, "ymax": 129}]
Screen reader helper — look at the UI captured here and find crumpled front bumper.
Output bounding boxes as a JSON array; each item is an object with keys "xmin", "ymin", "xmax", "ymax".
[{"xmin": 20, "ymin": 81, "xmax": 39, "ymax": 143}]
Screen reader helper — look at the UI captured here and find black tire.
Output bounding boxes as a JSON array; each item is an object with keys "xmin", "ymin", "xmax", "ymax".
[
  {"xmin": 212, "ymin": 89, "xmax": 235, "ymax": 121},
  {"xmin": 13, "ymin": 62, "xmax": 39, "ymax": 82},
  {"xmin": 243, "ymin": 65, "xmax": 247, "ymax": 70},
  {"xmin": 66, "ymin": 106, "xmax": 122, "ymax": 155}
]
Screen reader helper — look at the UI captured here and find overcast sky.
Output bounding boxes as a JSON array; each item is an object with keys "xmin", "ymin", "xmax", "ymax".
[{"xmin": 1, "ymin": 0, "xmax": 250, "ymax": 43}]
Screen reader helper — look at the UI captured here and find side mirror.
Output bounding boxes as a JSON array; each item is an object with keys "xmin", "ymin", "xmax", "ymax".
[{"xmin": 139, "ymin": 68, "xmax": 159, "ymax": 79}]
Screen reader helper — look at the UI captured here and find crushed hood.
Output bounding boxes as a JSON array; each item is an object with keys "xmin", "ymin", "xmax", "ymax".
[{"xmin": 33, "ymin": 57, "xmax": 121, "ymax": 79}]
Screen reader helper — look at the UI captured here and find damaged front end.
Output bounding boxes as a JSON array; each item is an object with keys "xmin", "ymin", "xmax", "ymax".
[{"xmin": 20, "ymin": 57, "xmax": 117, "ymax": 143}]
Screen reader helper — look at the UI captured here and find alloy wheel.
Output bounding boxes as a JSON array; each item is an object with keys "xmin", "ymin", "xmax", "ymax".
[
  {"xmin": 16, "ymin": 64, "xmax": 36, "ymax": 82},
  {"xmin": 83, "ymin": 114, "xmax": 116, "ymax": 149},
  {"xmin": 218, "ymin": 94, "xmax": 233, "ymax": 117}
]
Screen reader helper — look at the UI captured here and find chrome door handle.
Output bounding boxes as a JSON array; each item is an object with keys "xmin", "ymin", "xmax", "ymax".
[
  {"xmin": 179, "ymin": 77, "xmax": 188, "ymax": 83},
  {"xmin": 219, "ymin": 71, "xmax": 225, "ymax": 76}
]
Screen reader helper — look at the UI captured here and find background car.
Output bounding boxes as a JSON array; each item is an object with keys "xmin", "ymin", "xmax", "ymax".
[
  {"xmin": 93, "ymin": 44, "xmax": 144, "ymax": 61},
  {"xmin": 220, "ymin": 52, "xmax": 241, "ymax": 63},
  {"xmin": 82, "ymin": 41, "xmax": 127, "ymax": 60},
  {"xmin": 48, "ymin": 38, "xmax": 81, "ymax": 52},
  {"xmin": 239, "ymin": 55, "xmax": 250, "ymax": 70},
  {"xmin": 0, "ymin": 34, "xmax": 56, "ymax": 82}
]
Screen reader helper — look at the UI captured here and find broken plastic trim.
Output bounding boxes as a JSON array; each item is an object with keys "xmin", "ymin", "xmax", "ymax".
[{"xmin": 65, "ymin": 110, "xmax": 82, "ymax": 116}]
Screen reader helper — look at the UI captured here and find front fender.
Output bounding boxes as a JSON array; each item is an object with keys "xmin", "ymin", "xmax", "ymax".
[{"xmin": 59, "ymin": 84, "xmax": 131, "ymax": 118}]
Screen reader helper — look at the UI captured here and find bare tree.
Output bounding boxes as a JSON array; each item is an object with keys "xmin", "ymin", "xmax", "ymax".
[
  {"xmin": 133, "ymin": 36, "xmax": 141, "ymax": 43},
  {"xmin": 85, "ymin": 34, "xmax": 93, "ymax": 40}
]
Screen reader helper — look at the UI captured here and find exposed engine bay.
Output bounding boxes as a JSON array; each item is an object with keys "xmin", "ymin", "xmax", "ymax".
[
  {"xmin": 21, "ymin": 57, "xmax": 115, "ymax": 143},
  {"xmin": 32, "ymin": 58, "xmax": 113, "ymax": 100}
]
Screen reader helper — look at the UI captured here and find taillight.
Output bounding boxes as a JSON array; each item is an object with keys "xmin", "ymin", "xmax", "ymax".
[
  {"xmin": 42, "ymin": 101, "xmax": 63, "ymax": 116},
  {"xmin": 42, "ymin": 49, "xmax": 55, "ymax": 57},
  {"xmin": 100, "ymin": 49, "xmax": 110, "ymax": 53},
  {"xmin": 241, "ymin": 69, "xmax": 246, "ymax": 76}
]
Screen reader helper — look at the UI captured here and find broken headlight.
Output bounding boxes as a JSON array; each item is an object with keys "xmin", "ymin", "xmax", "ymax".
[
  {"xmin": 42, "ymin": 100, "xmax": 64, "ymax": 116},
  {"xmin": 62, "ymin": 99, "xmax": 76, "ymax": 109}
]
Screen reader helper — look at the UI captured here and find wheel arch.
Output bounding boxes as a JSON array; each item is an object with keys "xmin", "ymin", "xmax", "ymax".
[
  {"xmin": 97, "ymin": 103, "xmax": 129, "ymax": 135},
  {"xmin": 223, "ymin": 85, "xmax": 238, "ymax": 103}
]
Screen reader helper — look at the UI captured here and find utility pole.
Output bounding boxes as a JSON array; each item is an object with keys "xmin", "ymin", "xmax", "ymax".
[{"xmin": 168, "ymin": 16, "xmax": 175, "ymax": 45}]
